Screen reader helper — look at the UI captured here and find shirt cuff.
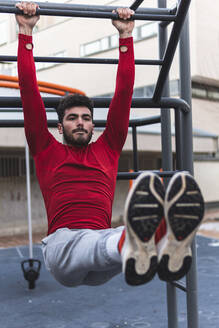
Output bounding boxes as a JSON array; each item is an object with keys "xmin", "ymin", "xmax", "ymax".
[
  {"xmin": 119, "ymin": 37, "xmax": 133, "ymax": 46},
  {"xmin": 119, "ymin": 37, "xmax": 133, "ymax": 53},
  {"xmin": 19, "ymin": 33, "xmax": 33, "ymax": 43},
  {"xmin": 19, "ymin": 34, "xmax": 33, "ymax": 50}
]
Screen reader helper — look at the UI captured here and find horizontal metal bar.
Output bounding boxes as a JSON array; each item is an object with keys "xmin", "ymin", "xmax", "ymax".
[
  {"xmin": 130, "ymin": 115, "xmax": 161, "ymax": 126},
  {"xmin": 0, "ymin": 115, "xmax": 161, "ymax": 128},
  {"xmin": 0, "ymin": 6, "xmax": 176, "ymax": 21},
  {"xmin": 0, "ymin": 55, "xmax": 163, "ymax": 66},
  {"xmin": 158, "ymin": 7, "xmax": 177, "ymax": 27},
  {"xmin": 117, "ymin": 170, "xmax": 181, "ymax": 180},
  {"xmin": 153, "ymin": 0, "xmax": 191, "ymax": 101},
  {"xmin": 0, "ymin": 97, "xmax": 190, "ymax": 112},
  {"xmin": 0, "ymin": 0, "xmax": 176, "ymax": 15}
]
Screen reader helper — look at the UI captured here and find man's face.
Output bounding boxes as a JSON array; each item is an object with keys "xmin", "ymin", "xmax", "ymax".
[{"xmin": 58, "ymin": 106, "xmax": 94, "ymax": 147}]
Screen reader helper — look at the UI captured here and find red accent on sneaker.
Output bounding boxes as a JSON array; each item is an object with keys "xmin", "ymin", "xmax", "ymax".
[
  {"xmin": 155, "ymin": 217, "xmax": 166, "ymax": 244},
  {"xmin": 118, "ymin": 229, "xmax": 126, "ymax": 254}
]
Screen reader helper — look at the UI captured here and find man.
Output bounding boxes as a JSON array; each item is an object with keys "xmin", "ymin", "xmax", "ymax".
[{"xmin": 16, "ymin": 2, "xmax": 204, "ymax": 287}]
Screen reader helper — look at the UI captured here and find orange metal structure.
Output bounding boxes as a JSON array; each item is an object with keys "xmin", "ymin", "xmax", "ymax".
[{"xmin": 0, "ymin": 74, "xmax": 86, "ymax": 96}]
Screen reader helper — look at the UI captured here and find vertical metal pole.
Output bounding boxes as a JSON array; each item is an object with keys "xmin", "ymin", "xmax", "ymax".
[
  {"xmin": 158, "ymin": 1, "xmax": 177, "ymax": 328},
  {"xmin": 25, "ymin": 140, "xmax": 33, "ymax": 259},
  {"xmin": 179, "ymin": 16, "xmax": 193, "ymax": 174},
  {"xmin": 153, "ymin": 0, "xmax": 191, "ymax": 102},
  {"xmin": 174, "ymin": 108, "xmax": 183, "ymax": 170},
  {"xmin": 178, "ymin": 2, "xmax": 199, "ymax": 328},
  {"xmin": 132, "ymin": 126, "xmax": 139, "ymax": 172},
  {"xmin": 158, "ymin": 0, "xmax": 173, "ymax": 174},
  {"xmin": 130, "ymin": 0, "xmax": 145, "ymax": 11}
]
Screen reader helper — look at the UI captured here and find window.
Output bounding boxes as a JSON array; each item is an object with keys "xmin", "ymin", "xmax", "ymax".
[
  {"xmin": 0, "ymin": 62, "xmax": 15, "ymax": 75},
  {"xmin": 118, "ymin": 155, "xmax": 132, "ymax": 171},
  {"xmin": 80, "ymin": 22, "xmax": 158, "ymax": 56},
  {"xmin": 192, "ymin": 87, "xmax": 207, "ymax": 99},
  {"xmin": 132, "ymin": 80, "xmax": 180, "ymax": 99},
  {"xmin": 192, "ymin": 82, "xmax": 219, "ymax": 101},
  {"xmin": 101, "ymin": 80, "xmax": 180, "ymax": 99},
  {"xmin": 101, "ymin": 79, "xmax": 180, "ymax": 99},
  {"xmin": 140, "ymin": 22, "xmax": 157, "ymax": 39},
  {"xmin": 0, "ymin": 50, "xmax": 66, "ymax": 75},
  {"xmin": 132, "ymin": 27, "xmax": 139, "ymax": 41},
  {"xmin": 81, "ymin": 40, "xmax": 100, "ymax": 57},
  {"xmin": 133, "ymin": 88, "xmax": 144, "ymax": 98},
  {"xmin": 170, "ymin": 79, "xmax": 180, "ymax": 96},
  {"xmin": 0, "ymin": 20, "xmax": 8, "ymax": 46},
  {"xmin": 35, "ymin": 50, "xmax": 67, "ymax": 71},
  {"xmin": 11, "ymin": 63, "xmax": 17, "ymax": 76},
  {"xmin": 102, "ymin": 80, "xmax": 219, "ymax": 102},
  {"xmin": 145, "ymin": 85, "xmax": 154, "ymax": 97},
  {"xmin": 207, "ymin": 90, "xmax": 219, "ymax": 101},
  {"xmin": 100, "ymin": 37, "xmax": 109, "ymax": 51},
  {"xmin": 0, "ymin": 155, "xmax": 35, "ymax": 177},
  {"xmin": 110, "ymin": 34, "xmax": 118, "ymax": 48}
]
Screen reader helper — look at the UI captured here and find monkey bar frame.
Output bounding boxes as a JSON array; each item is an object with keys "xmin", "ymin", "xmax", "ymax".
[{"xmin": 0, "ymin": 0, "xmax": 199, "ymax": 327}]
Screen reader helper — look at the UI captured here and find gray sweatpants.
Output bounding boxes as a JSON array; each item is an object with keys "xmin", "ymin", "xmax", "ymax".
[{"xmin": 41, "ymin": 227, "xmax": 123, "ymax": 287}]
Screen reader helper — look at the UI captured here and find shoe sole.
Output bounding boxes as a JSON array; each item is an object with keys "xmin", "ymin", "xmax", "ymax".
[
  {"xmin": 123, "ymin": 172, "xmax": 165, "ymax": 286},
  {"xmin": 158, "ymin": 172, "xmax": 205, "ymax": 282}
]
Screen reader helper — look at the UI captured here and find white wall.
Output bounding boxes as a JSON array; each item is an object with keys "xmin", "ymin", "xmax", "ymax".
[
  {"xmin": 1, "ymin": 0, "xmax": 219, "ymax": 94},
  {"xmin": 193, "ymin": 0, "xmax": 219, "ymax": 80},
  {"xmin": 194, "ymin": 161, "xmax": 219, "ymax": 203},
  {"xmin": 0, "ymin": 176, "xmax": 47, "ymax": 237}
]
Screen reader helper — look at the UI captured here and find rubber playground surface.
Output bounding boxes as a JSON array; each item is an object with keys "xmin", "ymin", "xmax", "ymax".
[{"xmin": 1, "ymin": 235, "xmax": 219, "ymax": 328}]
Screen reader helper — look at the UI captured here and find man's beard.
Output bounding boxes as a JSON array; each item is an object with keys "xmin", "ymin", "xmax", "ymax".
[{"xmin": 62, "ymin": 127, "xmax": 93, "ymax": 147}]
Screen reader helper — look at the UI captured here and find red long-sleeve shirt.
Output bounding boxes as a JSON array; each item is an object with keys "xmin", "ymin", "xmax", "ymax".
[{"xmin": 18, "ymin": 34, "xmax": 135, "ymax": 235}]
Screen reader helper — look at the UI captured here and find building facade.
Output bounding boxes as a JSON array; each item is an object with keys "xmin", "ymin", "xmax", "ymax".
[{"xmin": 0, "ymin": 0, "xmax": 218, "ymax": 236}]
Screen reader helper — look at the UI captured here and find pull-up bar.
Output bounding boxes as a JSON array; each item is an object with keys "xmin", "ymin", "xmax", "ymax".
[
  {"xmin": 0, "ymin": 0, "xmax": 176, "ymax": 21},
  {"xmin": 0, "ymin": 6, "xmax": 176, "ymax": 21},
  {"xmin": 0, "ymin": 0, "xmax": 176, "ymax": 15},
  {"xmin": 0, "ymin": 55, "xmax": 163, "ymax": 66},
  {"xmin": 0, "ymin": 115, "xmax": 161, "ymax": 128},
  {"xmin": 0, "ymin": 96, "xmax": 190, "ymax": 113}
]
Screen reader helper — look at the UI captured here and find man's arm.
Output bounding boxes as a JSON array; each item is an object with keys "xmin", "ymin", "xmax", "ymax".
[
  {"xmin": 103, "ymin": 8, "xmax": 135, "ymax": 153},
  {"xmin": 16, "ymin": 2, "xmax": 54, "ymax": 156}
]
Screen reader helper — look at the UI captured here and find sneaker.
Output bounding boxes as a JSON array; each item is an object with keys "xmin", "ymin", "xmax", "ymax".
[
  {"xmin": 120, "ymin": 172, "xmax": 165, "ymax": 286},
  {"xmin": 157, "ymin": 172, "xmax": 205, "ymax": 282}
]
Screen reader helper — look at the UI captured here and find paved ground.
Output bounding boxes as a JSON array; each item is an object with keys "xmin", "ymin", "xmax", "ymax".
[
  {"xmin": 1, "ymin": 207, "xmax": 219, "ymax": 248},
  {"xmin": 1, "ymin": 235, "xmax": 219, "ymax": 328}
]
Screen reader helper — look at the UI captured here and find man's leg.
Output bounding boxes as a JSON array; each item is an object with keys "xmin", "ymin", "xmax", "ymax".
[
  {"xmin": 42, "ymin": 227, "xmax": 123, "ymax": 287},
  {"xmin": 41, "ymin": 172, "xmax": 165, "ymax": 288},
  {"xmin": 42, "ymin": 172, "xmax": 204, "ymax": 288},
  {"xmin": 157, "ymin": 171, "xmax": 205, "ymax": 281},
  {"xmin": 118, "ymin": 172, "xmax": 165, "ymax": 286},
  {"xmin": 118, "ymin": 171, "xmax": 204, "ymax": 286}
]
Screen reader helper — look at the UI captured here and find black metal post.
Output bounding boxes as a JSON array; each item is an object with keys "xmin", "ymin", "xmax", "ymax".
[
  {"xmin": 178, "ymin": 4, "xmax": 199, "ymax": 328},
  {"xmin": 158, "ymin": 1, "xmax": 177, "ymax": 328},
  {"xmin": 153, "ymin": 0, "xmax": 191, "ymax": 102},
  {"xmin": 130, "ymin": 0, "xmax": 145, "ymax": 11},
  {"xmin": 158, "ymin": 0, "xmax": 173, "ymax": 175},
  {"xmin": 174, "ymin": 108, "xmax": 184, "ymax": 170},
  {"xmin": 132, "ymin": 126, "xmax": 139, "ymax": 172}
]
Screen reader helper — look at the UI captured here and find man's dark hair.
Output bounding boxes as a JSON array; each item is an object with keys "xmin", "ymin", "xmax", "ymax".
[{"xmin": 56, "ymin": 93, "xmax": 94, "ymax": 123}]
